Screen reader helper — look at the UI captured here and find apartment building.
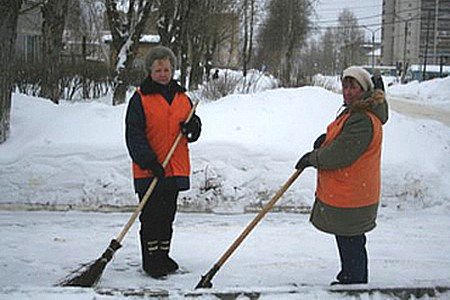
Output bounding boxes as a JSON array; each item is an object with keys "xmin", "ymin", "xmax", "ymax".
[{"xmin": 381, "ymin": 0, "xmax": 450, "ymax": 70}]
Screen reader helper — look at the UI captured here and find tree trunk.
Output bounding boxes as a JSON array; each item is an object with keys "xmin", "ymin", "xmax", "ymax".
[
  {"xmin": 0, "ymin": 0, "xmax": 23, "ymax": 144},
  {"xmin": 40, "ymin": 0, "xmax": 69, "ymax": 104},
  {"xmin": 112, "ymin": 81, "xmax": 127, "ymax": 106},
  {"xmin": 180, "ymin": 37, "xmax": 189, "ymax": 88},
  {"xmin": 189, "ymin": 47, "xmax": 204, "ymax": 90},
  {"xmin": 110, "ymin": 46, "xmax": 135, "ymax": 105},
  {"xmin": 178, "ymin": 0, "xmax": 191, "ymax": 88}
]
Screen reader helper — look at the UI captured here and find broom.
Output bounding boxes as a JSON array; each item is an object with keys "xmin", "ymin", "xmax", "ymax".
[
  {"xmin": 58, "ymin": 101, "xmax": 199, "ymax": 287},
  {"xmin": 195, "ymin": 168, "xmax": 303, "ymax": 289}
]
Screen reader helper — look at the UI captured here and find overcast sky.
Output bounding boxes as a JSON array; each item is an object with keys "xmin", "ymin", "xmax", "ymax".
[{"xmin": 312, "ymin": 0, "xmax": 383, "ymax": 41}]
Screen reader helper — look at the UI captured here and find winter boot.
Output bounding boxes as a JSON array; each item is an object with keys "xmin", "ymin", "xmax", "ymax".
[
  {"xmin": 159, "ymin": 240, "xmax": 179, "ymax": 274},
  {"xmin": 140, "ymin": 239, "xmax": 167, "ymax": 278}
]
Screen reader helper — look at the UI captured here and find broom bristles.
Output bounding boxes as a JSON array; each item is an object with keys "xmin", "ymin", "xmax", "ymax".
[{"xmin": 59, "ymin": 239, "xmax": 121, "ymax": 287}]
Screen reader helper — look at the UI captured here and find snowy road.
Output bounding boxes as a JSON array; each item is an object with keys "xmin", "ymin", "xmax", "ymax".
[
  {"xmin": 1, "ymin": 209, "xmax": 449, "ymax": 299},
  {"xmin": 388, "ymin": 95, "xmax": 450, "ymax": 126}
]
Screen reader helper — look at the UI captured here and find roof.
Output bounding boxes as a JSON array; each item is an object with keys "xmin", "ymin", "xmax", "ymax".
[{"xmin": 102, "ymin": 34, "xmax": 160, "ymax": 44}]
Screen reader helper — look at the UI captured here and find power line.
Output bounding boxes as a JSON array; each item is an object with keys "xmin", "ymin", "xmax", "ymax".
[
  {"xmin": 315, "ymin": 4, "xmax": 381, "ymax": 12},
  {"xmin": 312, "ymin": 6, "xmax": 420, "ymax": 25},
  {"xmin": 312, "ymin": 13, "xmax": 421, "ymax": 29}
]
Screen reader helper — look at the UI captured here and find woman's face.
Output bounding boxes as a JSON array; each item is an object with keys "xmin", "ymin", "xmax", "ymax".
[
  {"xmin": 342, "ymin": 77, "xmax": 364, "ymax": 105},
  {"xmin": 150, "ymin": 58, "xmax": 172, "ymax": 85}
]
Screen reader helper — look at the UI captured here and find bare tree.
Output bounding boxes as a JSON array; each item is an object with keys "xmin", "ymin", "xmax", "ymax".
[
  {"xmin": 180, "ymin": 0, "xmax": 225, "ymax": 89},
  {"xmin": 0, "ymin": 0, "xmax": 23, "ymax": 143},
  {"xmin": 156, "ymin": 0, "xmax": 183, "ymax": 51},
  {"xmin": 320, "ymin": 27, "xmax": 338, "ymax": 75},
  {"xmin": 305, "ymin": 27, "xmax": 338, "ymax": 77},
  {"xmin": 153, "ymin": 0, "xmax": 237, "ymax": 89},
  {"xmin": 255, "ymin": 0, "xmax": 312, "ymax": 86},
  {"xmin": 105, "ymin": 0, "xmax": 154, "ymax": 105},
  {"xmin": 156, "ymin": 0, "xmax": 192, "ymax": 86},
  {"xmin": 335, "ymin": 9, "xmax": 365, "ymax": 72},
  {"xmin": 40, "ymin": 0, "xmax": 69, "ymax": 104}
]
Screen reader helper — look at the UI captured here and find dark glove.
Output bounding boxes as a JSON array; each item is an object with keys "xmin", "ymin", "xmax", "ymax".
[
  {"xmin": 295, "ymin": 152, "xmax": 313, "ymax": 170},
  {"xmin": 147, "ymin": 159, "xmax": 165, "ymax": 178},
  {"xmin": 180, "ymin": 114, "xmax": 201, "ymax": 143},
  {"xmin": 313, "ymin": 133, "xmax": 326, "ymax": 149}
]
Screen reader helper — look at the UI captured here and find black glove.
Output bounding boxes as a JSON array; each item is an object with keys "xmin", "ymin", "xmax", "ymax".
[
  {"xmin": 147, "ymin": 159, "xmax": 165, "ymax": 178},
  {"xmin": 313, "ymin": 133, "xmax": 326, "ymax": 149},
  {"xmin": 180, "ymin": 114, "xmax": 201, "ymax": 143},
  {"xmin": 295, "ymin": 152, "xmax": 313, "ymax": 170}
]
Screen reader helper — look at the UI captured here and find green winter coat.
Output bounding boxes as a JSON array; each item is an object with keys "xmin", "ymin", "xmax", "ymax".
[{"xmin": 308, "ymin": 90, "xmax": 389, "ymax": 236}]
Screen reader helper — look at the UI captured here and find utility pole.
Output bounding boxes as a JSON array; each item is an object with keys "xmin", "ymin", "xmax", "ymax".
[
  {"xmin": 371, "ymin": 33, "xmax": 375, "ymax": 70},
  {"xmin": 362, "ymin": 25, "xmax": 381, "ymax": 72},
  {"xmin": 394, "ymin": 11, "xmax": 419, "ymax": 83},
  {"xmin": 402, "ymin": 19, "xmax": 409, "ymax": 83},
  {"xmin": 433, "ymin": 0, "xmax": 439, "ymax": 64},
  {"xmin": 422, "ymin": 11, "xmax": 431, "ymax": 81}
]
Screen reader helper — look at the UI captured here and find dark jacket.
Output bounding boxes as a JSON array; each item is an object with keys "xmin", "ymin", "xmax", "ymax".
[
  {"xmin": 371, "ymin": 75, "xmax": 385, "ymax": 92},
  {"xmin": 308, "ymin": 90, "xmax": 389, "ymax": 236}
]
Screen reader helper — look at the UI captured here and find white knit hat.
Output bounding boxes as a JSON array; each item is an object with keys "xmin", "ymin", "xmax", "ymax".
[{"xmin": 342, "ymin": 66, "xmax": 374, "ymax": 92}]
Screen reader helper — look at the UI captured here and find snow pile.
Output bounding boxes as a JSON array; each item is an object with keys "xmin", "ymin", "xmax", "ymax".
[
  {"xmin": 388, "ymin": 77, "xmax": 450, "ymax": 104},
  {"xmin": 1, "ymin": 83, "xmax": 449, "ymax": 213}
]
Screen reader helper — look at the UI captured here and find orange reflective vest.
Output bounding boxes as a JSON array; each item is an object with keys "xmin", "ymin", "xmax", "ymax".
[
  {"xmin": 316, "ymin": 112, "xmax": 383, "ymax": 208},
  {"xmin": 132, "ymin": 90, "xmax": 191, "ymax": 179}
]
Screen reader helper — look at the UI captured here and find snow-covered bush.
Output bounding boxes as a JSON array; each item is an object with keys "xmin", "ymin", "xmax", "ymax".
[
  {"xmin": 312, "ymin": 74, "xmax": 342, "ymax": 93},
  {"xmin": 196, "ymin": 69, "xmax": 279, "ymax": 101}
]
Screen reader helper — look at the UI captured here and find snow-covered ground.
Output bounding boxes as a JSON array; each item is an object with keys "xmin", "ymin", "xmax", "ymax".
[
  {"xmin": 0, "ymin": 77, "xmax": 449, "ymax": 298},
  {"xmin": 2, "ymin": 210, "xmax": 449, "ymax": 299}
]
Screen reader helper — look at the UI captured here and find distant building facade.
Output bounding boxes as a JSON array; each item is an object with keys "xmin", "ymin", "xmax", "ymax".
[
  {"xmin": 15, "ymin": 0, "xmax": 42, "ymax": 63},
  {"xmin": 381, "ymin": 0, "xmax": 450, "ymax": 70}
]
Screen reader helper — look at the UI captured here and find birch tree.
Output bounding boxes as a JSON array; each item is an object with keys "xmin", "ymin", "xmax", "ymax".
[{"xmin": 241, "ymin": 0, "xmax": 256, "ymax": 78}]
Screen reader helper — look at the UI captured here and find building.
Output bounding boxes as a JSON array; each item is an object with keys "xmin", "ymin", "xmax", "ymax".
[
  {"xmin": 15, "ymin": 0, "xmax": 42, "ymax": 63},
  {"xmin": 381, "ymin": 0, "xmax": 450, "ymax": 75}
]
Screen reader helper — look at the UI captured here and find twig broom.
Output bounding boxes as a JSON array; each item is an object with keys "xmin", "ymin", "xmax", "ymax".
[{"xmin": 58, "ymin": 101, "xmax": 199, "ymax": 287}]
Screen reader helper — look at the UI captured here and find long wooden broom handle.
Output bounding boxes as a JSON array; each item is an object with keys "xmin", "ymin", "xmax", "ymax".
[
  {"xmin": 116, "ymin": 101, "xmax": 199, "ymax": 243},
  {"xmin": 214, "ymin": 168, "xmax": 302, "ymax": 268}
]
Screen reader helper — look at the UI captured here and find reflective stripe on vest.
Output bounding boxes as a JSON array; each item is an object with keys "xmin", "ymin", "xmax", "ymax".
[
  {"xmin": 316, "ymin": 112, "xmax": 382, "ymax": 208},
  {"xmin": 132, "ymin": 91, "xmax": 191, "ymax": 179}
]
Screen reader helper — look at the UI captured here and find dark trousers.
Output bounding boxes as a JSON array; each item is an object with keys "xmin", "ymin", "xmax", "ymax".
[
  {"xmin": 335, "ymin": 234, "xmax": 368, "ymax": 283},
  {"xmin": 135, "ymin": 179, "xmax": 179, "ymax": 243}
]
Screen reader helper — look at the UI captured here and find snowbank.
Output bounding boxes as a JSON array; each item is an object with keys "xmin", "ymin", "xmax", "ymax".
[
  {"xmin": 388, "ymin": 77, "xmax": 450, "ymax": 104},
  {"xmin": 1, "ymin": 85, "xmax": 449, "ymax": 213}
]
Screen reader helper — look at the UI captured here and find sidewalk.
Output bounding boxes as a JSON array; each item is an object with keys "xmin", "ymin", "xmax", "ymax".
[
  {"xmin": 387, "ymin": 95, "xmax": 450, "ymax": 126},
  {"xmin": 1, "ymin": 209, "xmax": 449, "ymax": 298}
]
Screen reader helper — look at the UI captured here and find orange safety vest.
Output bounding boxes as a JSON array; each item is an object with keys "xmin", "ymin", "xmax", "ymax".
[
  {"xmin": 132, "ymin": 90, "xmax": 191, "ymax": 179},
  {"xmin": 316, "ymin": 112, "xmax": 383, "ymax": 208}
]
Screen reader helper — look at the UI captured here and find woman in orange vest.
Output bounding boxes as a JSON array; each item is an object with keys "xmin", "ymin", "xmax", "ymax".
[
  {"xmin": 125, "ymin": 46, "xmax": 201, "ymax": 278},
  {"xmin": 295, "ymin": 66, "xmax": 388, "ymax": 285}
]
